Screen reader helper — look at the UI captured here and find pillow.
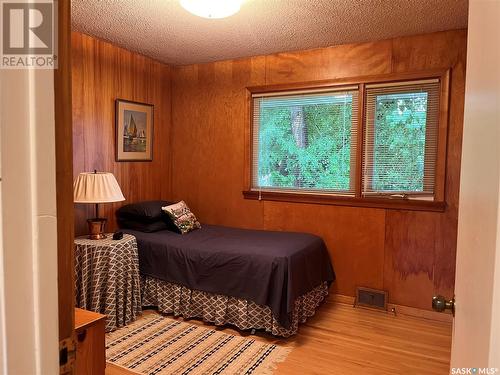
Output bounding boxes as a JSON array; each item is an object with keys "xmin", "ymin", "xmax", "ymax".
[
  {"xmin": 116, "ymin": 200, "xmax": 172, "ymax": 223},
  {"xmin": 117, "ymin": 217, "xmax": 170, "ymax": 233},
  {"xmin": 162, "ymin": 201, "xmax": 201, "ymax": 234}
]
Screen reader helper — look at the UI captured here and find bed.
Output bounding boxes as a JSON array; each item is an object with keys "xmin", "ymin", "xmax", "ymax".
[{"xmin": 118, "ymin": 202, "xmax": 335, "ymax": 337}]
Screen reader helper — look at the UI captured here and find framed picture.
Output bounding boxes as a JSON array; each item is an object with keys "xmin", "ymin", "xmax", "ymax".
[{"xmin": 115, "ymin": 99, "xmax": 154, "ymax": 161}]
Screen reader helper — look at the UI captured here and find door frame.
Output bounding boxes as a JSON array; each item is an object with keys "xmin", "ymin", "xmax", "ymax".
[
  {"xmin": 55, "ymin": 0, "xmax": 76, "ymax": 373},
  {"xmin": 450, "ymin": 0, "xmax": 500, "ymax": 369}
]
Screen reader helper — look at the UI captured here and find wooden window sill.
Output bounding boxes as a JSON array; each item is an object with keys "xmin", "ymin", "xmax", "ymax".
[{"xmin": 242, "ymin": 190, "xmax": 446, "ymax": 212}]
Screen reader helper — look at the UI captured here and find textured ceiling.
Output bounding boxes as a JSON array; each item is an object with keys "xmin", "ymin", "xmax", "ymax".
[{"xmin": 71, "ymin": 0, "xmax": 468, "ymax": 66}]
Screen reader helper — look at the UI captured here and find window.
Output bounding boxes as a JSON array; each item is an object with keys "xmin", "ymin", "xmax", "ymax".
[
  {"xmin": 245, "ymin": 71, "xmax": 449, "ymax": 211},
  {"xmin": 363, "ymin": 80, "xmax": 440, "ymax": 199},
  {"xmin": 252, "ymin": 87, "xmax": 358, "ymax": 195}
]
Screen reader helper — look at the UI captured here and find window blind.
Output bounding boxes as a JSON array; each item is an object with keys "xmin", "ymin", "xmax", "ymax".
[
  {"xmin": 252, "ymin": 87, "xmax": 359, "ymax": 195},
  {"xmin": 362, "ymin": 79, "xmax": 440, "ymax": 198}
]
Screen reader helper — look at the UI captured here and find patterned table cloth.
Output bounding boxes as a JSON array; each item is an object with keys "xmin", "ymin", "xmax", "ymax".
[{"xmin": 75, "ymin": 234, "xmax": 142, "ymax": 332}]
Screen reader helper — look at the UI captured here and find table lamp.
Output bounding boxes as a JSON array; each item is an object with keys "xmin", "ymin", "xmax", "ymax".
[{"xmin": 73, "ymin": 171, "xmax": 125, "ymax": 239}]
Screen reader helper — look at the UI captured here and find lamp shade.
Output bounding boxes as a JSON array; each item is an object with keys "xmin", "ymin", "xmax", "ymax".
[{"xmin": 73, "ymin": 172, "xmax": 125, "ymax": 203}]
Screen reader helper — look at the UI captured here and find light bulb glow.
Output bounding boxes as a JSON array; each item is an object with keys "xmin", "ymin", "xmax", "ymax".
[{"xmin": 180, "ymin": 0, "xmax": 243, "ymax": 19}]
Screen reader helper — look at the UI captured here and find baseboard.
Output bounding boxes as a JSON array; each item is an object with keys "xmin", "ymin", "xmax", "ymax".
[
  {"xmin": 330, "ymin": 294, "xmax": 356, "ymax": 305},
  {"xmin": 386, "ymin": 302, "xmax": 453, "ymax": 323},
  {"xmin": 330, "ymin": 294, "xmax": 453, "ymax": 323}
]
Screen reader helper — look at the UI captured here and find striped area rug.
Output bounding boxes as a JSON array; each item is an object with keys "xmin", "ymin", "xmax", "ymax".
[{"xmin": 106, "ymin": 312, "xmax": 291, "ymax": 375}]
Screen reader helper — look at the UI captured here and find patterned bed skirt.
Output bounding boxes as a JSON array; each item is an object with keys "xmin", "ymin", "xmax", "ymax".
[{"xmin": 141, "ymin": 276, "xmax": 329, "ymax": 337}]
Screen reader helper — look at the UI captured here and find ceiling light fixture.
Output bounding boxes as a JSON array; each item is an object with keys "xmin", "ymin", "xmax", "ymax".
[{"xmin": 180, "ymin": 0, "xmax": 243, "ymax": 19}]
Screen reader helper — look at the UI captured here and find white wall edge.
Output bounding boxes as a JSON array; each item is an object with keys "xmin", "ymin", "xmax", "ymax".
[{"xmin": 0, "ymin": 66, "xmax": 59, "ymax": 374}]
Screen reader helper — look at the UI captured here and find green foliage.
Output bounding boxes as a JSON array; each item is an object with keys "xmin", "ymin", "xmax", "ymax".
[
  {"xmin": 372, "ymin": 93, "xmax": 428, "ymax": 192},
  {"xmin": 258, "ymin": 98, "xmax": 353, "ymax": 191},
  {"xmin": 256, "ymin": 92, "xmax": 429, "ymax": 194}
]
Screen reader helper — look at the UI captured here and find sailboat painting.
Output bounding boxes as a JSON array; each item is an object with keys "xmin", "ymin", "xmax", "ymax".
[
  {"xmin": 123, "ymin": 110, "xmax": 147, "ymax": 152},
  {"xmin": 116, "ymin": 99, "xmax": 154, "ymax": 161}
]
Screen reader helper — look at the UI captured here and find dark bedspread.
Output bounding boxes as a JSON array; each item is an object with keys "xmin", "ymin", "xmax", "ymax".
[{"xmin": 124, "ymin": 225, "xmax": 335, "ymax": 328}]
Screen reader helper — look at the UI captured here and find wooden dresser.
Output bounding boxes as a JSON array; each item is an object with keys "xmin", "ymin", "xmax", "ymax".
[{"xmin": 75, "ymin": 308, "xmax": 106, "ymax": 374}]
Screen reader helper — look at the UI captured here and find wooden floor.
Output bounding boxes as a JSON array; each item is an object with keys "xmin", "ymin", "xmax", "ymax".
[{"xmin": 106, "ymin": 300, "xmax": 452, "ymax": 375}]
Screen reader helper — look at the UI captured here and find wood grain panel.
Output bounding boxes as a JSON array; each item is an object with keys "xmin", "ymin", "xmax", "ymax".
[
  {"xmin": 391, "ymin": 30, "xmax": 467, "ymax": 72},
  {"xmin": 265, "ymin": 40, "xmax": 393, "ymax": 84},
  {"xmin": 171, "ymin": 57, "xmax": 267, "ymax": 229},
  {"xmin": 170, "ymin": 30, "xmax": 467, "ymax": 309},
  {"xmin": 71, "ymin": 32, "xmax": 172, "ymax": 235},
  {"xmin": 262, "ymin": 202, "xmax": 386, "ymax": 295},
  {"xmin": 55, "ymin": 0, "xmax": 75, "ymax": 346},
  {"xmin": 383, "ymin": 211, "xmax": 437, "ymax": 309},
  {"xmin": 384, "ymin": 30, "xmax": 468, "ymax": 307}
]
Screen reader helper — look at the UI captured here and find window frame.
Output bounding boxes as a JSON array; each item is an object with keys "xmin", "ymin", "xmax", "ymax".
[
  {"xmin": 251, "ymin": 86, "xmax": 359, "ymax": 196},
  {"xmin": 362, "ymin": 80, "xmax": 441, "ymax": 198},
  {"xmin": 243, "ymin": 69, "xmax": 450, "ymax": 212}
]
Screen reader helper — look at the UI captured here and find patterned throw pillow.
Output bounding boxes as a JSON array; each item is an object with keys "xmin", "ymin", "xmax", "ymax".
[{"xmin": 161, "ymin": 201, "xmax": 201, "ymax": 234}]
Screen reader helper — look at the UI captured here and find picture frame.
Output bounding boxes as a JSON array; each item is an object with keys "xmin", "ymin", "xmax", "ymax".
[{"xmin": 115, "ymin": 99, "xmax": 154, "ymax": 161}]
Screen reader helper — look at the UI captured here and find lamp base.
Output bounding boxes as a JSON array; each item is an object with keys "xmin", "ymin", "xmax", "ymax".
[{"xmin": 87, "ymin": 218, "xmax": 107, "ymax": 240}]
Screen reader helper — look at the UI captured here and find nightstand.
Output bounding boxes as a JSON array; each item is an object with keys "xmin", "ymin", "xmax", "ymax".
[
  {"xmin": 74, "ymin": 233, "xmax": 142, "ymax": 332},
  {"xmin": 75, "ymin": 308, "xmax": 106, "ymax": 375}
]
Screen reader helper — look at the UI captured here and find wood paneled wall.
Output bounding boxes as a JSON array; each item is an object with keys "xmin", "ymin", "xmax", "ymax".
[
  {"xmin": 72, "ymin": 32, "xmax": 172, "ymax": 235},
  {"xmin": 71, "ymin": 30, "xmax": 466, "ymax": 310},
  {"xmin": 170, "ymin": 30, "xmax": 467, "ymax": 309}
]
